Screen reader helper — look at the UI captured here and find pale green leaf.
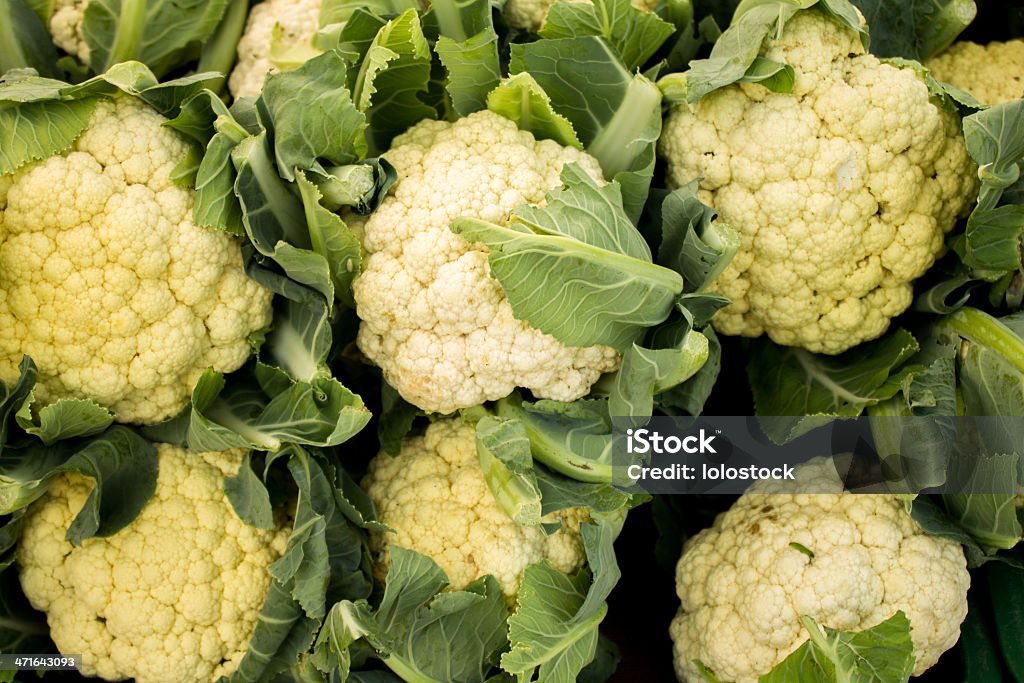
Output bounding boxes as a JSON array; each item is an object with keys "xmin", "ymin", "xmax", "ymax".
[{"xmin": 486, "ymin": 72, "xmax": 581, "ymax": 148}]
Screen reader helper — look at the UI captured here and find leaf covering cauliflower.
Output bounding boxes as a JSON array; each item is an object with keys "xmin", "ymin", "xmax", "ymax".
[
  {"xmin": 362, "ymin": 418, "xmax": 587, "ymax": 599},
  {"xmin": 670, "ymin": 458, "xmax": 969, "ymax": 683},
  {"xmin": 658, "ymin": 10, "xmax": 978, "ymax": 353},
  {"xmin": 926, "ymin": 39, "xmax": 1024, "ymax": 105},
  {"xmin": 352, "ymin": 110, "xmax": 619, "ymax": 414},
  {"xmin": 503, "ymin": 0, "xmax": 658, "ymax": 32},
  {"xmin": 0, "ymin": 95, "xmax": 274, "ymax": 424},
  {"xmin": 228, "ymin": 0, "xmax": 322, "ymax": 98},
  {"xmin": 18, "ymin": 443, "xmax": 290, "ymax": 683}
]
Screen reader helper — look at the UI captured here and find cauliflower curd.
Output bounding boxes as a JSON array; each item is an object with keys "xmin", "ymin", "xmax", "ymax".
[
  {"xmin": 18, "ymin": 443, "xmax": 290, "ymax": 683},
  {"xmin": 362, "ymin": 418, "xmax": 587, "ymax": 600},
  {"xmin": 48, "ymin": 0, "xmax": 90, "ymax": 64},
  {"xmin": 670, "ymin": 458, "xmax": 970, "ymax": 683},
  {"xmin": 229, "ymin": 0, "xmax": 322, "ymax": 98},
  {"xmin": 352, "ymin": 110, "xmax": 619, "ymax": 414},
  {"xmin": 927, "ymin": 39, "xmax": 1024, "ymax": 105},
  {"xmin": 659, "ymin": 11, "xmax": 978, "ymax": 354},
  {"xmin": 0, "ymin": 96, "xmax": 274, "ymax": 424}
]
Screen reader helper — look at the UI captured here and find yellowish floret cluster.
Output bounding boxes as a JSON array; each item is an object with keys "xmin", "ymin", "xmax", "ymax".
[
  {"xmin": 0, "ymin": 96, "xmax": 273, "ymax": 424},
  {"xmin": 18, "ymin": 443, "xmax": 291, "ymax": 683}
]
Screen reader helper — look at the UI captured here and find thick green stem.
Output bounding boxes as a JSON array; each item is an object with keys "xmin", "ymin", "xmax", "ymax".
[
  {"xmin": 430, "ymin": 0, "xmax": 468, "ymax": 43},
  {"xmin": 946, "ymin": 307, "xmax": 1024, "ymax": 375},
  {"xmin": 106, "ymin": 0, "xmax": 147, "ymax": 68},
  {"xmin": 197, "ymin": 0, "xmax": 249, "ymax": 94},
  {"xmin": 587, "ymin": 76, "xmax": 661, "ymax": 178}
]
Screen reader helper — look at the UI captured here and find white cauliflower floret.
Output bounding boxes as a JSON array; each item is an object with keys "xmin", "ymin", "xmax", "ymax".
[
  {"xmin": 670, "ymin": 458, "xmax": 969, "ymax": 683},
  {"xmin": 49, "ymin": 0, "xmax": 90, "ymax": 62},
  {"xmin": 18, "ymin": 443, "xmax": 291, "ymax": 683},
  {"xmin": 229, "ymin": 0, "xmax": 323, "ymax": 98},
  {"xmin": 658, "ymin": 10, "xmax": 978, "ymax": 354},
  {"xmin": 504, "ymin": 0, "xmax": 659, "ymax": 32},
  {"xmin": 362, "ymin": 418, "xmax": 587, "ymax": 600},
  {"xmin": 353, "ymin": 110, "xmax": 619, "ymax": 414},
  {"xmin": 927, "ymin": 40, "xmax": 1024, "ymax": 105},
  {"xmin": 0, "ymin": 96, "xmax": 274, "ymax": 424}
]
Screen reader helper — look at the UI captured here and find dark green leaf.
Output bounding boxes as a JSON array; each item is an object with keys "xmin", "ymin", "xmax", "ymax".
[
  {"xmin": 749, "ymin": 329, "xmax": 921, "ymax": 443},
  {"xmin": 850, "ymin": 0, "xmax": 976, "ymax": 60},
  {"xmin": 511, "ymin": 36, "xmax": 662, "ymax": 220},
  {"xmin": 81, "ymin": 0, "xmax": 230, "ymax": 76},
  {"xmin": 0, "ymin": 0, "xmax": 61, "ymax": 76}
]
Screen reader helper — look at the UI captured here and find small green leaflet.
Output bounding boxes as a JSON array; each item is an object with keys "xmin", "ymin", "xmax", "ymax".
[
  {"xmin": 608, "ymin": 331, "xmax": 710, "ymax": 423},
  {"xmin": 658, "ymin": 0, "xmax": 865, "ymax": 105},
  {"xmin": 353, "ymin": 9, "xmax": 435, "ymax": 152},
  {"xmin": 4, "ymin": 356, "xmax": 113, "ymax": 446},
  {"xmin": 186, "ymin": 367, "xmax": 371, "ymax": 453},
  {"xmin": 452, "ymin": 165, "xmax": 683, "ymax": 352},
  {"xmin": 749, "ymin": 328, "xmax": 922, "ymax": 443},
  {"xmin": 169, "ymin": 90, "xmax": 245, "ymax": 233},
  {"xmin": 961, "ymin": 100, "xmax": 1024, "ymax": 279},
  {"xmin": 656, "ymin": 181, "xmax": 741, "ymax": 293},
  {"xmin": 15, "ymin": 397, "xmax": 114, "ymax": 445},
  {"xmin": 656, "ymin": 325, "xmax": 724, "ymax": 417},
  {"xmin": 224, "ymin": 452, "xmax": 275, "ymax": 529},
  {"xmin": 296, "ymin": 171, "xmax": 364, "ymax": 308},
  {"xmin": 482, "ymin": 395, "xmax": 642, "ymax": 513},
  {"xmin": 430, "ymin": 0, "xmax": 501, "ymax": 116},
  {"xmin": 486, "ymin": 73, "xmax": 582, "ymax": 149},
  {"xmin": 759, "ymin": 612, "xmax": 914, "ymax": 683}
]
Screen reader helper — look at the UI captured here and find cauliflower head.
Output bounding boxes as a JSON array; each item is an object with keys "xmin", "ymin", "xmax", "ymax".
[
  {"xmin": 48, "ymin": 0, "xmax": 90, "ymax": 64},
  {"xmin": 503, "ymin": 0, "xmax": 659, "ymax": 32},
  {"xmin": 670, "ymin": 458, "xmax": 969, "ymax": 683},
  {"xmin": 659, "ymin": 10, "xmax": 978, "ymax": 354},
  {"xmin": 926, "ymin": 40, "xmax": 1024, "ymax": 105},
  {"xmin": 362, "ymin": 418, "xmax": 587, "ymax": 600},
  {"xmin": 0, "ymin": 96, "xmax": 274, "ymax": 424},
  {"xmin": 352, "ymin": 110, "xmax": 619, "ymax": 414},
  {"xmin": 18, "ymin": 443, "xmax": 291, "ymax": 683},
  {"xmin": 229, "ymin": 0, "xmax": 322, "ymax": 98}
]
